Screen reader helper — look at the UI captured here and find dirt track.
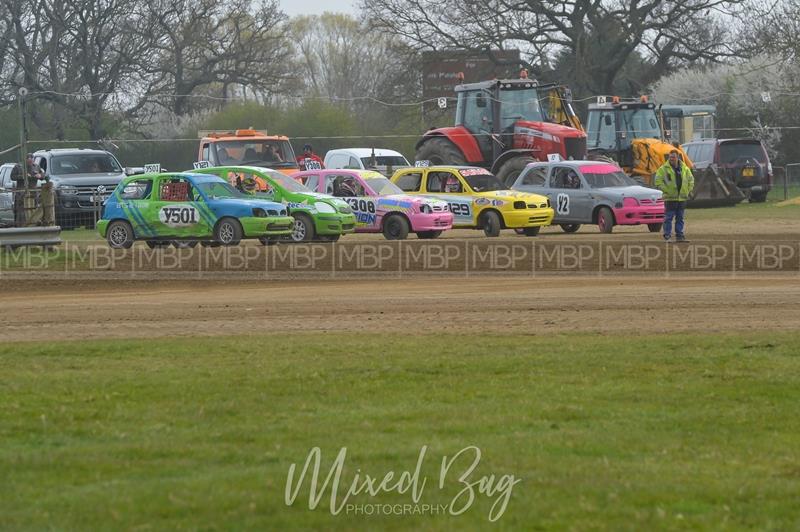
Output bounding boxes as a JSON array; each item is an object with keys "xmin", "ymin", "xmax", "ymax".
[{"xmin": 2, "ymin": 275, "xmax": 799, "ymax": 342}]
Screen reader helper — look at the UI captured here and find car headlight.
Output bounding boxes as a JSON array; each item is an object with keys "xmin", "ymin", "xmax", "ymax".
[
  {"xmin": 419, "ymin": 203, "xmax": 432, "ymax": 214},
  {"xmin": 623, "ymin": 197, "xmax": 639, "ymax": 207},
  {"xmin": 513, "ymin": 200, "xmax": 526, "ymax": 209},
  {"xmin": 253, "ymin": 208, "xmax": 267, "ymax": 217},
  {"xmin": 59, "ymin": 185, "xmax": 78, "ymax": 195},
  {"xmin": 315, "ymin": 202, "xmax": 336, "ymax": 214}
]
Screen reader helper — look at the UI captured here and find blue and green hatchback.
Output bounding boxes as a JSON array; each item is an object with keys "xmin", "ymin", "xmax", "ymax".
[{"xmin": 97, "ymin": 172, "xmax": 294, "ymax": 248}]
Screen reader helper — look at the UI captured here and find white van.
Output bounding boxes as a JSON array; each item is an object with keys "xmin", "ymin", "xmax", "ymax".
[{"xmin": 323, "ymin": 148, "xmax": 410, "ymax": 176}]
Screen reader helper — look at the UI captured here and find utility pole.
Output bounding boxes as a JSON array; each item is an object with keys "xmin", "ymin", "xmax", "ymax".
[{"xmin": 18, "ymin": 87, "xmax": 29, "ymax": 190}]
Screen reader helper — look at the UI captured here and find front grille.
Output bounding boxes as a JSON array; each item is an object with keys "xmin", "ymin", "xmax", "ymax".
[
  {"xmin": 529, "ymin": 216, "xmax": 550, "ymax": 223},
  {"xmin": 527, "ymin": 203, "xmax": 548, "ymax": 209},
  {"xmin": 638, "ymin": 198, "xmax": 663, "ymax": 206},
  {"xmin": 268, "ymin": 222, "xmax": 292, "ymax": 230},
  {"xmin": 564, "ymin": 136, "xmax": 587, "ymax": 160},
  {"xmin": 434, "ymin": 220, "xmax": 450, "ymax": 227},
  {"xmin": 342, "ymin": 223, "xmax": 355, "ymax": 230}
]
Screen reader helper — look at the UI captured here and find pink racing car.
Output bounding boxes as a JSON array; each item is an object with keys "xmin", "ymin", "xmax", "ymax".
[{"xmin": 292, "ymin": 169, "xmax": 453, "ymax": 240}]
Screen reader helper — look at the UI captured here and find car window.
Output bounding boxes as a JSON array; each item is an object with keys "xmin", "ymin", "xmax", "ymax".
[
  {"xmin": 395, "ymin": 172, "xmax": 422, "ymax": 192},
  {"xmin": 520, "ymin": 167, "xmax": 547, "ymax": 186},
  {"xmin": 35, "ymin": 156, "xmax": 47, "ymax": 172},
  {"xmin": 426, "ymin": 171, "xmax": 461, "ymax": 193},
  {"xmin": 551, "ymin": 167, "xmax": 582, "ymax": 189},
  {"xmin": 120, "ymin": 179, "xmax": 153, "ymax": 200},
  {"xmin": 326, "ymin": 154, "xmax": 348, "ymax": 168},
  {"xmin": 158, "ymin": 178, "xmax": 193, "ymax": 202},
  {"xmin": 346, "ymin": 156, "xmax": 361, "ymax": 169},
  {"xmin": 700, "ymin": 144, "xmax": 715, "ymax": 164},
  {"xmin": 0, "ymin": 167, "xmax": 8, "ymax": 188},
  {"xmin": 300, "ymin": 174, "xmax": 319, "ymax": 192},
  {"xmin": 325, "ymin": 174, "xmax": 364, "ymax": 197},
  {"xmin": 201, "ymin": 143, "xmax": 210, "ymax": 162},
  {"xmin": 719, "ymin": 142, "xmax": 766, "ymax": 163}
]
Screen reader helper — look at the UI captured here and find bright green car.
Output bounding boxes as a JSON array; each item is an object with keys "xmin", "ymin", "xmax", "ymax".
[{"xmin": 193, "ymin": 166, "xmax": 356, "ymax": 242}]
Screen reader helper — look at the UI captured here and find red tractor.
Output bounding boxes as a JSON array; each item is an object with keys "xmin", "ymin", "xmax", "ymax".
[{"xmin": 416, "ymin": 72, "xmax": 588, "ymax": 185}]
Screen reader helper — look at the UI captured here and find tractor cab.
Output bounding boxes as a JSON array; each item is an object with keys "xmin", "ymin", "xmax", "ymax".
[
  {"xmin": 586, "ymin": 97, "xmax": 663, "ymax": 167},
  {"xmin": 454, "ymin": 76, "xmax": 585, "ymax": 165}
]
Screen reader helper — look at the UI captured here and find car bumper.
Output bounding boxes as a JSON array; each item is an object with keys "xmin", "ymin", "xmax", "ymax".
[
  {"xmin": 409, "ymin": 212, "xmax": 454, "ymax": 232},
  {"xmin": 314, "ymin": 214, "xmax": 357, "ymax": 236},
  {"xmin": 241, "ymin": 215, "xmax": 294, "ymax": 237},
  {"xmin": 612, "ymin": 205, "xmax": 665, "ymax": 225},
  {"xmin": 501, "ymin": 207, "xmax": 554, "ymax": 228},
  {"xmin": 96, "ymin": 219, "xmax": 109, "ymax": 237}
]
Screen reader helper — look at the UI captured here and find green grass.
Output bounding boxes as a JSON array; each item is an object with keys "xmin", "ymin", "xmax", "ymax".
[{"xmin": 2, "ymin": 332, "xmax": 800, "ymax": 530}]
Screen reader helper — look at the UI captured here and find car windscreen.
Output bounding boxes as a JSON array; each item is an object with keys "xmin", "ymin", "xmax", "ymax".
[
  {"xmin": 719, "ymin": 142, "xmax": 766, "ymax": 164},
  {"xmin": 580, "ymin": 166, "xmax": 638, "ymax": 188},
  {"xmin": 263, "ymin": 170, "xmax": 310, "ymax": 192},
  {"xmin": 362, "ymin": 174, "xmax": 404, "ymax": 195},
  {"xmin": 215, "ymin": 140, "xmax": 298, "ymax": 168},
  {"xmin": 51, "ymin": 154, "xmax": 122, "ymax": 175},
  {"xmin": 360, "ymin": 156, "xmax": 408, "ymax": 168},
  {"xmin": 195, "ymin": 181, "xmax": 247, "ymax": 199},
  {"xmin": 460, "ymin": 169, "xmax": 506, "ymax": 192}
]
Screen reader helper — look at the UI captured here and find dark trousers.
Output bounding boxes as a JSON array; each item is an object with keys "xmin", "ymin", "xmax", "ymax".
[{"xmin": 663, "ymin": 201, "xmax": 685, "ymax": 238}]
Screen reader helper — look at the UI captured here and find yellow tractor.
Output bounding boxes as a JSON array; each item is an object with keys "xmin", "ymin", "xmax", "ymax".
[{"xmin": 584, "ymin": 96, "xmax": 743, "ymax": 207}]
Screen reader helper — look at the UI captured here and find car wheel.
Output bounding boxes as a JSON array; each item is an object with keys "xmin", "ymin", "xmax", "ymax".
[
  {"xmin": 382, "ymin": 214, "xmax": 410, "ymax": 240},
  {"xmin": 597, "ymin": 207, "xmax": 614, "ymax": 234},
  {"xmin": 171, "ymin": 240, "xmax": 198, "ymax": 248},
  {"xmin": 647, "ymin": 223, "xmax": 663, "ymax": 233},
  {"xmin": 416, "ymin": 230, "xmax": 442, "ymax": 239},
  {"xmin": 522, "ymin": 226, "xmax": 540, "ymax": 236},
  {"xmin": 258, "ymin": 236, "xmax": 279, "ymax": 246},
  {"xmin": 749, "ymin": 191, "xmax": 767, "ymax": 203},
  {"xmin": 481, "ymin": 211, "xmax": 502, "ymax": 237},
  {"xmin": 560, "ymin": 223, "xmax": 581, "ymax": 233},
  {"xmin": 107, "ymin": 220, "xmax": 134, "ymax": 249},
  {"xmin": 290, "ymin": 214, "xmax": 315, "ymax": 242},
  {"xmin": 214, "ymin": 217, "xmax": 243, "ymax": 246}
]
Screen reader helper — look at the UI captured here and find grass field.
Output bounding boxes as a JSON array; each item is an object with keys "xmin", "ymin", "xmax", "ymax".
[{"xmin": 2, "ymin": 332, "xmax": 800, "ymax": 530}]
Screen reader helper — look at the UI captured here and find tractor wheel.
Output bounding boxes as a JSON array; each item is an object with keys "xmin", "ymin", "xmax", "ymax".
[
  {"xmin": 596, "ymin": 207, "xmax": 614, "ymax": 234},
  {"xmin": 481, "ymin": 210, "xmax": 502, "ymax": 237},
  {"xmin": 560, "ymin": 223, "xmax": 581, "ymax": 233},
  {"xmin": 647, "ymin": 223, "xmax": 663, "ymax": 233},
  {"xmin": 496, "ymin": 156, "xmax": 536, "ymax": 187},
  {"xmin": 415, "ymin": 137, "xmax": 466, "ymax": 166}
]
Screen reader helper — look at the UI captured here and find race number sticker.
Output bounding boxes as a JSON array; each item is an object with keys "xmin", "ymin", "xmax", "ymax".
[
  {"xmin": 556, "ymin": 193, "xmax": 570, "ymax": 215},
  {"xmin": 448, "ymin": 202, "xmax": 471, "ymax": 218},
  {"xmin": 193, "ymin": 160, "xmax": 211, "ymax": 169},
  {"xmin": 304, "ymin": 158, "xmax": 322, "ymax": 171},
  {"xmin": 345, "ymin": 197, "xmax": 377, "ymax": 226},
  {"xmin": 144, "ymin": 163, "xmax": 161, "ymax": 173},
  {"xmin": 414, "ymin": 160, "xmax": 430, "ymax": 167},
  {"xmin": 159, "ymin": 205, "xmax": 200, "ymax": 227}
]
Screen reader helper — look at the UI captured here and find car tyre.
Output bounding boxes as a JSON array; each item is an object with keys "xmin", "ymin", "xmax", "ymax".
[
  {"xmin": 749, "ymin": 191, "xmax": 767, "ymax": 203},
  {"xmin": 416, "ymin": 230, "xmax": 442, "ymax": 239},
  {"xmin": 647, "ymin": 223, "xmax": 663, "ymax": 233},
  {"xmin": 522, "ymin": 226, "xmax": 540, "ymax": 236},
  {"xmin": 481, "ymin": 210, "xmax": 502, "ymax": 237},
  {"xmin": 107, "ymin": 220, "xmax": 134, "ymax": 249},
  {"xmin": 597, "ymin": 207, "xmax": 614, "ymax": 234},
  {"xmin": 290, "ymin": 213, "xmax": 315, "ymax": 242},
  {"xmin": 214, "ymin": 217, "xmax": 243, "ymax": 246},
  {"xmin": 560, "ymin": 223, "xmax": 581, "ymax": 233},
  {"xmin": 382, "ymin": 214, "xmax": 410, "ymax": 240}
]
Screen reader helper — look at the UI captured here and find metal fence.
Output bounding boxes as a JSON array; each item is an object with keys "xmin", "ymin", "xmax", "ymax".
[{"xmin": 772, "ymin": 164, "xmax": 800, "ymax": 200}]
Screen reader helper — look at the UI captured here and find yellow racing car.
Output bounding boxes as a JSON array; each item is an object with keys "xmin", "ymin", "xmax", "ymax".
[{"xmin": 390, "ymin": 165, "xmax": 554, "ymax": 236}]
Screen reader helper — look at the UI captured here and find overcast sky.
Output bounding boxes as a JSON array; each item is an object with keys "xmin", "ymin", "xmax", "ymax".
[{"xmin": 280, "ymin": 0, "xmax": 357, "ymax": 16}]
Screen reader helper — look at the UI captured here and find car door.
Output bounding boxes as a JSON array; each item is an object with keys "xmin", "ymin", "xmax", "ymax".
[
  {"xmin": 424, "ymin": 170, "xmax": 473, "ymax": 225},
  {"xmin": 548, "ymin": 166, "xmax": 592, "ymax": 223},
  {"xmin": 151, "ymin": 176, "xmax": 209, "ymax": 237},
  {"xmin": 324, "ymin": 173, "xmax": 377, "ymax": 229},
  {"xmin": 0, "ymin": 167, "xmax": 13, "ymax": 224}
]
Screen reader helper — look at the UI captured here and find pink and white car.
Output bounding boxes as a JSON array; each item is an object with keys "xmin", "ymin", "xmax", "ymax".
[{"xmin": 292, "ymin": 169, "xmax": 453, "ymax": 239}]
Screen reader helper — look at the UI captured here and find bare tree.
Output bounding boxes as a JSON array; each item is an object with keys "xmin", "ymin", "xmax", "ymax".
[
  {"xmin": 361, "ymin": 0, "xmax": 749, "ymax": 96},
  {"xmin": 137, "ymin": 0, "xmax": 294, "ymax": 116}
]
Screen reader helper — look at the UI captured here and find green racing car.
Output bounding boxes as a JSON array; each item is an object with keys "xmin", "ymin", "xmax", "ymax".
[{"xmin": 192, "ymin": 165, "xmax": 356, "ymax": 242}]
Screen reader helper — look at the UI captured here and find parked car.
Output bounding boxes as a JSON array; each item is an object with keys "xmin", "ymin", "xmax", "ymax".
[
  {"xmin": 0, "ymin": 163, "xmax": 17, "ymax": 226},
  {"xmin": 293, "ymin": 169, "xmax": 453, "ymax": 239},
  {"xmin": 32, "ymin": 148, "xmax": 128, "ymax": 228},
  {"xmin": 97, "ymin": 171, "xmax": 294, "ymax": 248},
  {"xmin": 681, "ymin": 138, "xmax": 772, "ymax": 202},
  {"xmin": 323, "ymin": 148, "xmax": 410, "ymax": 176},
  {"xmin": 192, "ymin": 165, "xmax": 356, "ymax": 242},
  {"xmin": 512, "ymin": 160, "xmax": 664, "ymax": 233},
  {"xmin": 390, "ymin": 165, "xmax": 553, "ymax": 237}
]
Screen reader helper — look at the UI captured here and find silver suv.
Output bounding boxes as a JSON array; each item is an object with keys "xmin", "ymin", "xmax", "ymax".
[{"xmin": 33, "ymin": 148, "xmax": 128, "ymax": 228}]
